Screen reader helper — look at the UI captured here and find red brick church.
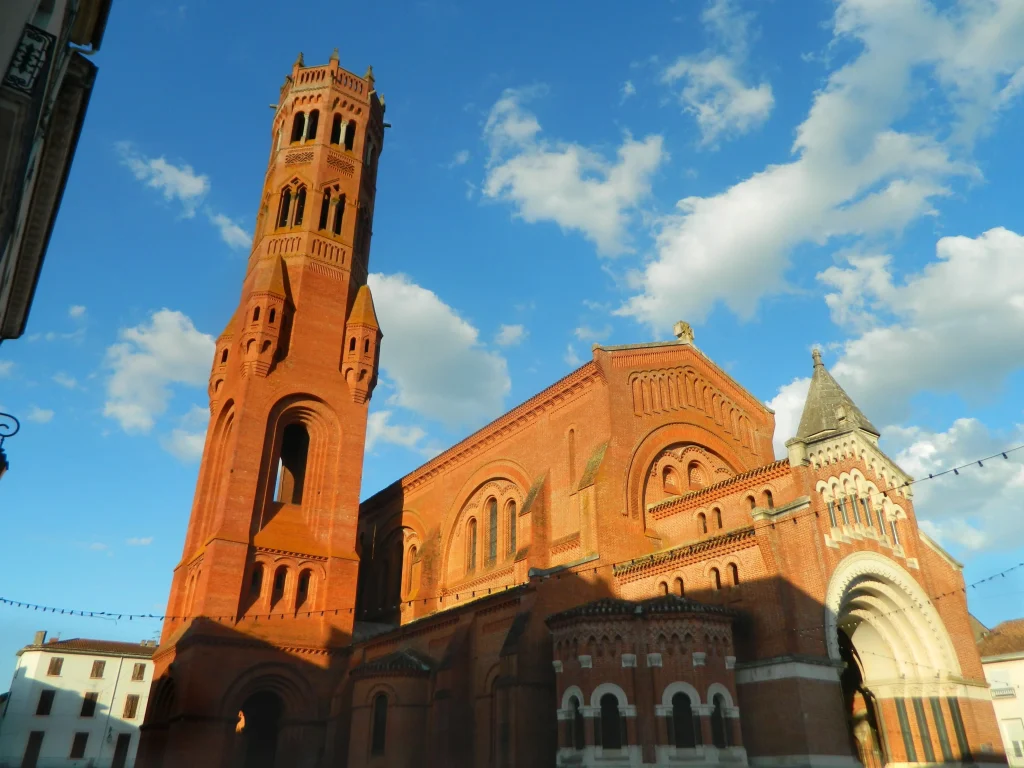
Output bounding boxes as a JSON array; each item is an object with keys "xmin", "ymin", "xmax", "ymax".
[{"xmin": 136, "ymin": 53, "xmax": 1006, "ymax": 768}]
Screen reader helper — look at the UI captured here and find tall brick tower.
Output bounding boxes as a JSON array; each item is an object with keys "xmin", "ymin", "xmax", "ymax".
[{"xmin": 139, "ymin": 51, "xmax": 385, "ymax": 767}]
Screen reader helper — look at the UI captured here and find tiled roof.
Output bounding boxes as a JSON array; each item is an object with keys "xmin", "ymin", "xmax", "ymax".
[
  {"xmin": 795, "ymin": 350, "xmax": 879, "ymax": 440},
  {"xmin": 545, "ymin": 593, "xmax": 735, "ymax": 627},
  {"xmin": 22, "ymin": 638, "xmax": 157, "ymax": 658},
  {"xmin": 613, "ymin": 527, "xmax": 756, "ymax": 577},
  {"xmin": 978, "ymin": 619, "xmax": 1024, "ymax": 658},
  {"xmin": 351, "ymin": 648, "xmax": 434, "ymax": 678}
]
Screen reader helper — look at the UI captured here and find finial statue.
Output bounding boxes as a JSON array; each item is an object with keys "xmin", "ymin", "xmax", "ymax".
[
  {"xmin": 329, "ymin": 47, "xmax": 339, "ymax": 62},
  {"xmin": 673, "ymin": 321, "xmax": 694, "ymax": 344},
  {"xmin": 364, "ymin": 64, "xmax": 375, "ymax": 83},
  {"xmin": 812, "ymin": 348, "xmax": 823, "ymax": 367},
  {"xmin": 294, "ymin": 52, "xmax": 304, "ymax": 68}
]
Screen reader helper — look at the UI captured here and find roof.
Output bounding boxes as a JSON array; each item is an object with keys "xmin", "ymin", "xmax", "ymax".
[
  {"xmin": 252, "ymin": 255, "xmax": 287, "ymax": 297},
  {"xmin": 978, "ymin": 619, "xmax": 1024, "ymax": 658},
  {"xmin": 20, "ymin": 638, "xmax": 157, "ymax": 659},
  {"xmin": 348, "ymin": 284, "xmax": 379, "ymax": 328},
  {"xmin": 351, "ymin": 648, "xmax": 433, "ymax": 678},
  {"xmin": 614, "ymin": 527, "xmax": 756, "ymax": 578},
  {"xmin": 795, "ymin": 350, "xmax": 880, "ymax": 441},
  {"xmin": 546, "ymin": 593, "xmax": 735, "ymax": 627}
]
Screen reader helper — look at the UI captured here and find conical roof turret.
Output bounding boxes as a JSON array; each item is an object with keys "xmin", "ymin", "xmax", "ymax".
[
  {"xmin": 252, "ymin": 256, "xmax": 287, "ymax": 298},
  {"xmin": 348, "ymin": 283, "xmax": 380, "ymax": 329},
  {"xmin": 795, "ymin": 349, "xmax": 879, "ymax": 441}
]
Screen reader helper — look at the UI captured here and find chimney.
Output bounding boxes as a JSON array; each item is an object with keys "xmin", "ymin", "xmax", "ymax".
[{"xmin": 33, "ymin": 631, "xmax": 46, "ymax": 646}]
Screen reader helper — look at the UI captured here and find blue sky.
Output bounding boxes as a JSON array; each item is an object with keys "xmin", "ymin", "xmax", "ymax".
[{"xmin": 2, "ymin": 0, "xmax": 1023, "ymax": 683}]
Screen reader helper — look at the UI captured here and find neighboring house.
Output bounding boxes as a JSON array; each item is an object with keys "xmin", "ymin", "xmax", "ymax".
[
  {"xmin": 978, "ymin": 618, "xmax": 1024, "ymax": 766},
  {"xmin": 0, "ymin": 631, "xmax": 156, "ymax": 768},
  {"xmin": 0, "ymin": 0, "xmax": 112, "ymax": 342}
]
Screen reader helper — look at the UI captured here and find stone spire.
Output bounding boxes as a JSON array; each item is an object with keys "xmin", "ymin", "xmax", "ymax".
[{"xmin": 795, "ymin": 349, "xmax": 879, "ymax": 441}]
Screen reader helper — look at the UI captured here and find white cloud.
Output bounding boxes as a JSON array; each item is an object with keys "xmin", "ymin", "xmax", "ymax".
[
  {"xmin": 822, "ymin": 227, "xmax": 1024, "ymax": 426},
  {"xmin": 160, "ymin": 404, "xmax": 209, "ymax": 462},
  {"xmin": 52, "ymin": 372, "xmax": 78, "ymax": 389},
  {"xmin": 765, "ymin": 376, "xmax": 811, "ymax": 458},
  {"xmin": 494, "ymin": 324, "xmax": 527, "ymax": 347},
  {"xmin": 482, "ymin": 86, "xmax": 665, "ymax": 256},
  {"xmin": 88, "ymin": 542, "xmax": 109, "ymax": 552},
  {"xmin": 104, "ymin": 310, "xmax": 215, "ymax": 433},
  {"xmin": 882, "ymin": 418, "xmax": 1024, "ymax": 553},
  {"xmin": 663, "ymin": 0, "xmax": 773, "ymax": 147},
  {"xmin": 620, "ymin": 0, "xmax": 1024, "ymax": 333},
  {"xmin": 366, "ymin": 410, "xmax": 429, "ymax": 453},
  {"xmin": 26, "ymin": 406, "xmax": 54, "ymax": 424},
  {"xmin": 448, "ymin": 149, "xmax": 470, "ymax": 168},
  {"xmin": 621, "ymin": 80, "xmax": 637, "ymax": 103},
  {"xmin": 368, "ymin": 273, "xmax": 511, "ymax": 428},
  {"xmin": 564, "ymin": 344, "xmax": 582, "ymax": 367},
  {"xmin": 0, "ymin": 360, "xmax": 12, "ymax": 378},
  {"xmin": 116, "ymin": 141, "xmax": 209, "ymax": 217},
  {"xmin": 573, "ymin": 324, "xmax": 611, "ymax": 343},
  {"xmin": 207, "ymin": 212, "xmax": 251, "ymax": 250},
  {"xmin": 68, "ymin": 305, "xmax": 86, "ymax": 319},
  {"xmin": 126, "ymin": 537, "xmax": 154, "ymax": 546}
]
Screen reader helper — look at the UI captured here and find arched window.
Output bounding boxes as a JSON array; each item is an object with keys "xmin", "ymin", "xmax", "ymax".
[
  {"xmin": 405, "ymin": 545, "xmax": 417, "ymax": 596},
  {"xmin": 688, "ymin": 461, "xmax": 707, "ymax": 489},
  {"xmin": 220, "ymin": 349, "xmax": 228, "ymax": 364},
  {"xmin": 363, "ymin": 339, "xmax": 369, "ymax": 353},
  {"xmin": 296, "ymin": 570, "xmax": 311, "ymax": 609},
  {"xmin": 662, "ymin": 465, "xmax": 681, "ymax": 494},
  {"xmin": 487, "ymin": 498, "xmax": 498, "ymax": 565},
  {"xmin": 344, "ymin": 120, "xmax": 357, "ymax": 150},
  {"xmin": 318, "ymin": 189, "xmax": 331, "ymax": 230},
  {"xmin": 371, "ymin": 692, "xmax": 388, "ymax": 755},
  {"xmin": 674, "ymin": 577, "xmax": 684, "ymax": 596},
  {"xmin": 277, "ymin": 188, "xmax": 292, "ymax": 228},
  {"xmin": 698, "ymin": 513, "xmax": 707, "ymax": 535},
  {"xmin": 746, "ymin": 496, "xmax": 756, "ymax": 511},
  {"xmin": 271, "ymin": 566, "xmax": 287, "ymax": 606},
  {"xmin": 710, "ymin": 568, "xmax": 721, "ymax": 590},
  {"xmin": 306, "ymin": 109, "xmax": 319, "ymax": 140},
  {"xmin": 659, "ymin": 581, "xmax": 669, "ymax": 596},
  {"xmin": 506, "ymin": 501, "xmax": 517, "ymax": 555},
  {"xmin": 290, "ymin": 112, "xmax": 305, "ymax": 143},
  {"xmin": 293, "ymin": 187, "xmax": 306, "ymax": 226},
  {"xmin": 711, "ymin": 693, "xmax": 729, "ymax": 748},
  {"xmin": 333, "ymin": 194, "xmax": 345, "ymax": 235},
  {"xmin": 729, "ymin": 563, "xmax": 739, "ymax": 586},
  {"xmin": 466, "ymin": 518, "xmax": 477, "ymax": 573},
  {"xmin": 714, "ymin": 507, "xmax": 723, "ymax": 529},
  {"xmin": 599, "ymin": 693, "xmax": 623, "ymax": 749},
  {"xmin": 330, "ymin": 114, "xmax": 342, "ymax": 145},
  {"xmin": 570, "ymin": 695, "xmax": 584, "ymax": 750},
  {"xmin": 349, "ymin": 337, "xmax": 356, "ymax": 352},
  {"xmin": 568, "ymin": 429, "xmax": 576, "ymax": 488},
  {"xmin": 890, "ymin": 517, "xmax": 901, "ymax": 546},
  {"xmin": 252, "ymin": 307, "xmax": 260, "ymax": 322},
  {"xmin": 763, "ymin": 489, "xmax": 774, "ymax": 508},
  {"xmin": 249, "ymin": 564, "xmax": 264, "ymax": 599},
  {"xmin": 268, "ymin": 308, "xmax": 276, "ymax": 324},
  {"xmin": 275, "ymin": 423, "xmax": 309, "ymax": 504},
  {"xmin": 672, "ymin": 692, "xmax": 696, "ymax": 748}
]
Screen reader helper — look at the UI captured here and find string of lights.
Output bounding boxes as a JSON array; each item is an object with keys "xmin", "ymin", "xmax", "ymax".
[{"xmin": 1, "ymin": 442, "xmax": 1021, "ymax": 625}]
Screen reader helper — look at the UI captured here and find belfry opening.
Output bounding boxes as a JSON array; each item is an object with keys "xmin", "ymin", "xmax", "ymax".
[{"xmin": 274, "ymin": 423, "xmax": 309, "ymax": 505}]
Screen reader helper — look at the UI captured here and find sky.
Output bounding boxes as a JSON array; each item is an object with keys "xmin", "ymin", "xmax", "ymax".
[{"xmin": 1, "ymin": 0, "xmax": 1023, "ymax": 685}]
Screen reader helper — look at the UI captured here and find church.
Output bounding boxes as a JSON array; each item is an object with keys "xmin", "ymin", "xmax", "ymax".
[{"xmin": 135, "ymin": 53, "xmax": 1007, "ymax": 768}]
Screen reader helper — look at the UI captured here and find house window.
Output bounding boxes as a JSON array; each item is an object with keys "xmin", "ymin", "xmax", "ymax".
[
  {"xmin": 290, "ymin": 112, "xmax": 305, "ymax": 143},
  {"xmin": 598, "ymin": 693, "xmax": 624, "ymax": 749},
  {"xmin": 330, "ymin": 114, "xmax": 342, "ymax": 144},
  {"xmin": 659, "ymin": 581, "xmax": 669, "ymax": 596},
  {"xmin": 91, "ymin": 660, "xmax": 106, "ymax": 679},
  {"xmin": 23, "ymin": 733, "xmax": 44, "ymax": 765},
  {"xmin": 306, "ymin": 110, "xmax": 320, "ymax": 140},
  {"xmin": 250, "ymin": 564, "xmax": 264, "ymax": 599},
  {"xmin": 344, "ymin": 120, "xmax": 357, "ymax": 150},
  {"xmin": 891, "ymin": 518, "xmax": 901, "ymax": 546},
  {"xmin": 710, "ymin": 568, "xmax": 722, "ymax": 590},
  {"xmin": 714, "ymin": 507, "xmax": 723, "ymax": 529},
  {"xmin": 827, "ymin": 500, "xmax": 838, "ymax": 528},
  {"xmin": 47, "ymin": 657, "xmax": 63, "ymax": 676},
  {"xmin": 319, "ymin": 189, "xmax": 331, "ymax": 230},
  {"xmin": 466, "ymin": 519, "xmax": 478, "ymax": 573},
  {"xmin": 293, "ymin": 187, "xmax": 306, "ymax": 226},
  {"xmin": 674, "ymin": 577, "xmax": 684, "ymax": 596},
  {"xmin": 729, "ymin": 563, "xmax": 740, "ymax": 586},
  {"xmin": 252, "ymin": 306, "xmax": 260, "ymax": 323},
  {"xmin": 838, "ymin": 495, "xmax": 850, "ymax": 525},
  {"xmin": 220, "ymin": 349, "xmax": 228, "ymax": 364},
  {"xmin": 662, "ymin": 465, "xmax": 680, "ymax": 494},
  {"xmin": 296, "ymin": 570, "xmax": 311, "ymax": 609},
  {"xmin": 123, "ymin": 694, "xmax": 140, "ymax": 719},
  {"xmin": 672, "ymin": 692, "xmax": 697, "ymax": 748},
  {"xmin": 274, "ymin": 423, "xmax": 310, "ymax": 504},
  {"xmin": 70, "ymin": 732, "xmax": 89, "ymax": 759},
  {"xmin": 405, "ymin": 545, "xmax": 417, "ymax": 596},
  {"xmin": 132, "ymin": 663, "xmax": 146, "ymax": 682},
  {"xmin": 711, "ymin": 694, "xmax": 729, "ymax": 748},
  {"xmin": 698, "ymin": 513, "xmax": 707, "ymax": 535},
  {"xmin": 81, "ymin": 692, "xmax": 98, "ymax": 717},
  {"xmin": 277, "ymin": 188, "xmax": 292, "ymax": 228},
  {"xmin": 271, "ymin": 566, "xmax": 287, "ymax": 606},
  {"xmin": 487, "ymin": 498, "xmax": 498, "ymax": 565},
  {"xmin": 371, "ymin": 693, "xmax": 388, "ymax": 755},
  {"xmin": 507, "ymin": 501, "xmax": 517, "ymax": 555},
  {"xmin": 333, "ymin": 194, "xmax": 345, "ymax": 235},
  {"xmin": 688, "ymin": 461, "xmax": 707, "ymax": 489},
  {"xmin": 746, "ymin": 495, "xmax": 756, "ymax": 511},
  {"xmin": 36, "ymin": 690, "xmax": 55, "ymax": 715},
  {"xmin": 568, "ymin": 695, "xmax": 585, "ymax": 750},
  {"xmin": 763, "ymin": 490, "xmax": 774, "ymax": 508}
]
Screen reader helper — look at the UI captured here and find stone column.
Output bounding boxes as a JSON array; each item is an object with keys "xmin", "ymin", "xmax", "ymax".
[
  {"xmin": 727, "ymin": 706, "xmax": 743, "ymax": 748},
  {"xmin": 654, "ymin": 705, "xmax": 672, "ymax": 746},
  {"xmin": 696, "ymin": 704, "xmax": 715, "ymax": 748}
]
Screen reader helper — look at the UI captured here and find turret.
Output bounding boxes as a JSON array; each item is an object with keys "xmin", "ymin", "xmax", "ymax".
[
  {"xmin": 239, "ymin": 256, "xmax": 290, "ymax": 378},
  {"xmin": 343, "ymin": 283, "xmax": 381, "ymax": 403}
]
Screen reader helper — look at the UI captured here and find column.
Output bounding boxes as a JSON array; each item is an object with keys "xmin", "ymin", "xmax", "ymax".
[
  {"xmin": 696, "ymin": 704, "xmax": 714, "ymax": 748},
  {"xmin": 727, "ymin": 706, "xmax": 743, "ymax": 748}
]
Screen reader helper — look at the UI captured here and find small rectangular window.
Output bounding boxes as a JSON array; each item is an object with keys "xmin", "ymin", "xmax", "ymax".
[
  {"xmin": 47, "ymin": 657, "xmax": 64, "ymax": 676},
  {"xmin": 132, "ymin": 663, "xmax": 146, "ymax": 682},
  {"xmin": 69, "ymin": 732, "xmax": 89, "ymax": 759},
  {"xmin": 81, "ymin": 691, "xmax": 98, "ymax": 717},
  {"xmin": 36, "ymin": 689, "xmax": 55, "ymax": 716},
  {"xmin": 90, "ymin": 660, "xmax": 106, "ymax": 679},
  {"xmin": 123, "ymin": 694, "xmax": 140, "ymax": 720}
]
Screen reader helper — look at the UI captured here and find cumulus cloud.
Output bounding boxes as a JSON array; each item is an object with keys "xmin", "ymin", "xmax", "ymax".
[
  {"xmin": 26, "ymin": 406, "xmax": 54, "ymax": 424},
  {"xmin": 564, "ymin": 344, "xmax": 582, "ymax": 367},
  {"xmin": 52, "ymin": 372, "xmax": 78, "ymax": 389},
  {"xmin": 662, "ymin": 0, "xmax": 773, "ymax": 147},
  {"xmin": 482, "ymin": 86, "xmax": 665, "ymax": 256},
  {"xmin": 573, "ymin": 324, "xmax": 611, "ymax": 343},
  {"xmin": 116, "ymin": 141, "xmax": 209, "ymax": 217},
  {"xmin": 68, "ymin": 305, "xmax": 86, "ymax": 319},
  {"xmin": 104, "ymin": 310, "xmax": 214, "ymax": 433},
  {"xmin": 766, "ymin": 376, "xmax": 811, "ymax": 458},
  {"xmin": 368, "ymin": 273, "xmax": 511, "ymax": 428},
  {"xmin": 366, "ymin": 410, "xmax": 429, "ymax": 454},
  {"xmin": 620, "ymin": 0, "xmax": 1024, "ymax": 333},
  {"xmin": 207, "ymin": 212, "xmax": 251, "ymax": 250},
  {"xmin": 448, "ymin": 149, "xmax": 470, "ymax": 168},
  {"xmin": 160, "ymin": 404, "xmax": 210, "ymax": 462},
  {"xmin": 882, "ymin": 419, "xmax": 1024, "ymax": 553},
  {"xmin": 494, "ymin": 324, "xmax": 527, "ymax": 347}
]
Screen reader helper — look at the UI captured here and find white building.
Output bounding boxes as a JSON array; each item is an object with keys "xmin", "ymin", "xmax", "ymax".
[
  {"xmin": 978, "ymin": 618, "xmax": 1024, "ymax": 767},
  {"xmin": 0, "ymin": 631, "xmax": 156, "ymax": 768}
]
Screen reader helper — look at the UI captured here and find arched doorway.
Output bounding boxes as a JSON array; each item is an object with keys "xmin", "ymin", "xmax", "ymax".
[
  {"xmin": 825, "ymin": 552, "xmax": 963, "ymax": 767},
  {"xmin": 238, "ymin": 691, "xmax": 283, "ymax": 768}
]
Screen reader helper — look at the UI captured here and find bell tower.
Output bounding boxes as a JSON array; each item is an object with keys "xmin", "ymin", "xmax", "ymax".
[{"xmin": 161, "ymin": 50, "xmax": 386, "ymax": 649}]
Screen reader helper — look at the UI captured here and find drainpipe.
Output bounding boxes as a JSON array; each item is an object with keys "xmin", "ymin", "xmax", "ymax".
[{"xmin": 99, "ymin": 656, "xmax": 125, "ymax": 765}]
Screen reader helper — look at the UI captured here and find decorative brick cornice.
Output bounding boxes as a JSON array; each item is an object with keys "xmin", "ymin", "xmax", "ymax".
[
  {"xmin": 613, "ymin": 527, "xmax": 756, "ymax": 581},
  {"xmin": 551, "ymin": 532, "xmax": 581, "ymax": 555},
  {"xmin": 649, "ymin": 460, "xmax": 791, "ymax": 519}
]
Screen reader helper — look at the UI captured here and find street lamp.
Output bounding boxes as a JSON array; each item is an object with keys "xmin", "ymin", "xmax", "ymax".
[{"xmin": 0, "ymin": 411, "xmax": 20, "ymax": 481}]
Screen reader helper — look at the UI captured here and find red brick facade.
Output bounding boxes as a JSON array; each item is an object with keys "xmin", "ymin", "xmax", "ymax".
[{"xmin": 136, "ymin": 56, "xmax": 1006, "ymax": 768}]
